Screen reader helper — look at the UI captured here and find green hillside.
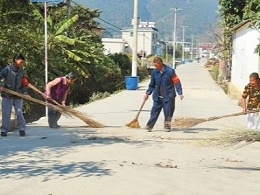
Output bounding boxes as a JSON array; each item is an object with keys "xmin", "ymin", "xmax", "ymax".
[{"xmin": 74, "ymin": 0, "xmax": 219, "ymax": 41}]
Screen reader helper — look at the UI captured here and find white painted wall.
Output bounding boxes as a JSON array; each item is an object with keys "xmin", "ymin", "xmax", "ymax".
[
  {"xmin": 102, "ymin": 38, "xmax": 126, "ymax": 54},
  {"xmin": 122, "ymin": 28, "xmax": 158, "ymax": 55},
  {"xmin": 231, "ymin": 23, "xmax": 259, "ymax": 91}
]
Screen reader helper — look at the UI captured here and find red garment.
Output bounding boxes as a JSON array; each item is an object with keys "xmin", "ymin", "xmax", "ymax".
[
  {"xmin": 172, "ymin": 75, "xmax": 180, "ymax": 84},
  {"xmin": 21, "ymin": 76, "xmax": 29, "ymax": 87}
]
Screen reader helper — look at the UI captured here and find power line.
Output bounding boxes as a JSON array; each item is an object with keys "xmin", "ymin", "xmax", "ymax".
[
  {"xmin": 97, "ymin": 18, "xmax": 122, "ymax": 31},
  {"xmin": 70, "ymin": 0, "xmax": 122, "ymax": 31}
]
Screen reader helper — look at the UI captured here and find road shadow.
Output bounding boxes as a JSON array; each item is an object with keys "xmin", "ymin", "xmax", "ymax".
[
  {"xmin": 213, "ymin": 166, "xmax": 260, "ymax": 172},
  {"xmin": 0, "ymin": 156, "xmax": 111, "ymax": 181},
  {"xmin": 130, "ymin": 109, "xmax": 150, "ymax": 112},
  {"xmin": 0, "ymin": 125, "xmax": 145, "ymax": 181},
  {"xmin": 173, "ymin": 127, "xmax": 218, "ymax": 133},
  {"xmin": 0, "ymin": 126, "xmax": 145, "ymax": 154}
]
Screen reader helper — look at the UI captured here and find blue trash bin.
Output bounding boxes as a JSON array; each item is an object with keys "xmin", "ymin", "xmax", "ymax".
[{"xmin": 125, "ymin": 76, "xmax": 139, "ymax": 90}]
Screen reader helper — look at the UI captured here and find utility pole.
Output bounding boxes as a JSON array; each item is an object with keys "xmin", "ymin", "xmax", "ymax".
[
  {"xmin": 66, "ymin": 0, "xmax": 71, "ymax": 18},
  {"xmin": 165, "ymin": 42, "xmax": 168, "ymax": 62},
  {"xmin": 181, "ymin": 25, "xmax": 188, "ymax": 62},
  {"xmin": 191, "ymin": 35, "xmax": 194, "ymax": 61},
  {"xmin": 171, "ymin": 7, "xmax": 181, "ymax": 69},
  {"xmin": 142, "ymin": 33, "xmax": 145, "ymax": 67},
  {"xmin": 31, "ymin": 0, "xmax": 62, "ymax": 116},
  {"xmin": 132, "ymin": 0, "xmax": 139, "ymax": 76}
]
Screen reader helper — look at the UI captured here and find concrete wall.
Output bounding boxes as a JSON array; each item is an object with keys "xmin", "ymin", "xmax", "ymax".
[
  {"xmin": 230, "ymin": 22, "xmax": 259, "ymax": 97},
  {"xmin": 228, "ymin": 82, "xmax": 243, "ymax": 100}
]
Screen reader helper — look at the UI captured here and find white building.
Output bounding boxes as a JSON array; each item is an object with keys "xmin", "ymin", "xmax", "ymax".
[
  {"xmin": 101, "ymin": 21, "xmax": 159, "ymax": 56},
  {"xmin": 122, "ymin": 22, "xmax": 159, "ymax": 56},
  {"xmin": 101, "ymin": 38, "xmax": 127, "ymax": 54},
  {"xmin": 229, "ymin": 20, "xmax": 259, "ymax": 98}
]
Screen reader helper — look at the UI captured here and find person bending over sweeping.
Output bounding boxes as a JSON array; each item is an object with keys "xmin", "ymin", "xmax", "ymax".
[
  {"xmin": 45, "ymin": 72, "xmax": 77, "ymax": 128},
  {"xmin": 242, "ymin": 72, "xmax": 259, "ymax": 131},
  {"xmin": 0, "ymin": 53, "xmax": 29, "ymax": 137},
  {"xmin": 144, "ymin": 57, "xmax": 184, "ymax": 132}
]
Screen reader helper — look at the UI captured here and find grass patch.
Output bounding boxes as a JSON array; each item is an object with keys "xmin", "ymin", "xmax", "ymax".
[
  {"xmin": 89, "ymin": 91, "xmax": 111, "ymax": 102},
  {"xmin": 208, "ymin": 65, "xmax": 219, "ymax": 81},
  {"xmin": 207, "ymin": 65, "xmax": 228, "ymax": 94}
]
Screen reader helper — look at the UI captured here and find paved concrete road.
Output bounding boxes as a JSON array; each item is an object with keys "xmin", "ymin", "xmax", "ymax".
[
  {"xmin": 0, "ymin": 60, "xmax": 258, "ymax": 195},
  {"xmin": 72, "ymin": 59, "xmax": 246, "ymax": 130}
]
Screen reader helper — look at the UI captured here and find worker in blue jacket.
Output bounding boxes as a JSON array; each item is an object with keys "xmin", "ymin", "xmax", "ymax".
[{"xmin": 144, "ymin": 57, "xmax": 184, "ymax": 132}]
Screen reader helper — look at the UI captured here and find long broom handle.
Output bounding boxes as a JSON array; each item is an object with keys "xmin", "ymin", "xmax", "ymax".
[
  {"xmin": 206, "ymin": 109, "xmax": 259, "ymax": 121},
  {"xmin": 4, "ymin": 88, "xmax": 63, "ymax": 113},
  {"xmin": 28, "ymin": 84, "xmax": 73, "ymax": 118},
  {"xmin": 28, "ymin": 84, "xmax": 104, "ymax": 127},
  {"xmin": 28, "ymin": 83, "xmax": 62, "ymax": 107},
  {"xmin": 135, "ymin": 100, "xmax": 146, "ymax": 119}
]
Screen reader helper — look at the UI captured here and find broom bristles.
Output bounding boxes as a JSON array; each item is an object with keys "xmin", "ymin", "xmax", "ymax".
[
  {"xmin": 125, "ymin": 118, "xmax": 140, "ymax": 128},
  {"xmin": 172, "ymin": 117, "xmax": 206, "ymax": 128},
  {"xmin": 28, "ymin": 84, "xmax": 104, "ymax": 128},
  {"xmin": 5, "ymin": 88, "xmax": 104, "ymax": 128},
  {"xmin": 65, "ymin": 109, "xmax": 105, "ymax": 128},
  {"xmin": 173, "ymin": 110, "xmax": 259, "ymax": 129}
]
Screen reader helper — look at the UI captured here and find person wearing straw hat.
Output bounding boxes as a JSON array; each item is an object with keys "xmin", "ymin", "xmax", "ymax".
[
  {"xmin": 0, "ymin": 53, "xmax": 29, "ymax": 137},
  {"xmin": 45, "ymin": 72, "xmax": 77, "ymax": 128},
  {"xmin": 144, "ymin": 57, "xmax": 184, "ymax": 132}
]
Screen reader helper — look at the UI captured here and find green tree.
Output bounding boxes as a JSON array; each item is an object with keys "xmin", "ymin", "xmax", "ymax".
[
  {"xmin": 218, "ymin": 0, "xmax": 245, "ymax": 80},
  {"xmin": 0, "ymin": 1, "xmax": 123, "ymax": 120}
]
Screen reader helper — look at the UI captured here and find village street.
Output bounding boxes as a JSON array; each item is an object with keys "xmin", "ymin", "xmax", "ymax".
[{"xmin": 0, "ymin": 60, "xmax": 258, "ymax": 195}]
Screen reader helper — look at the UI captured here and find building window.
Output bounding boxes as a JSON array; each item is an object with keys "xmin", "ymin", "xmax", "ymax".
[{"xmin": 130, "ymin": 32, "xmax": 133, "ymax": 37}]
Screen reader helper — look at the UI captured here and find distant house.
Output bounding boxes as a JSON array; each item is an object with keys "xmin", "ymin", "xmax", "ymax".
[
  {"xmin": 101, "ymin": 38, "xmax": 127, "ymax": 54},
  {"xmin": 101, "ymin": 21, "xmax": 159, "ymax": 56},
  {"xmin": 228, "ymin": 20, "xmax": 259, "ymax": 99},
  {"xmin": 122, "ymin": 22, "xmax": 159, "ymax": 56}
]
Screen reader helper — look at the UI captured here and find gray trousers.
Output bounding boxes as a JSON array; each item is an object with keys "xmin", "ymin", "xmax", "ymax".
[
  {"xmin": 1, "ymin": 97, "xmax": 26, "ymax": 133},
  {"xmin": 48, "ymin": 107, "xmax": 61, "ymax": 127}
]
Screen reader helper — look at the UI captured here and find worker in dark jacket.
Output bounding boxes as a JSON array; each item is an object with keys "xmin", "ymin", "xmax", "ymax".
[
  {"xmin": 0, "ymin": 53, "xmax": 28, "ymax": 137},
  {"xmin": 144, "ymin": 57, "xmax": 184, "ymax": 132}
]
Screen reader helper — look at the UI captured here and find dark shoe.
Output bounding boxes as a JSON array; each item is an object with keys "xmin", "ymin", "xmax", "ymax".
[
  {"xmin": 164, "ymin": 122, "xmax": 171, "ymax": 132},
  {"xmin": 164, "ymin": 128, "xmax": 171, "ymax": 132},
  {"xmin": 49, "ymin": 125, "xmax": 61, "ymax": 129},
  {"xmin": 1, "ymin": 132, "xmax": 7, "ymax": 137},
  {"xmin": 144, "ymin": 126, "xmax": 152, "ymax": 132},
  {"xmin": 19, "ymin": 130, "xmax": 26, "ymax": 136}
]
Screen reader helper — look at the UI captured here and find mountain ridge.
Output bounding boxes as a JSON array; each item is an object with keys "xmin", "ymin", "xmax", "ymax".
[{"xmin": 74, "ymin": 0, "xmax": 219, "ymax": 42}]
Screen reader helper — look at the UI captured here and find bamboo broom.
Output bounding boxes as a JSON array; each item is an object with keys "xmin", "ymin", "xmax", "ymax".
[
  {"xmin": 4, "ymin": 88, "xmax": 64, "ymax": 113},
  {"xmin": 125, "ymin": 100, "xmax": 146, "ymax": 128},
  {"xmin": 28, "ymin": 84, "xmax": 105, "ymax": 128},
  {"xmin": 172, "ymin": 109, "xmax": 259, "ymax": 128}
]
